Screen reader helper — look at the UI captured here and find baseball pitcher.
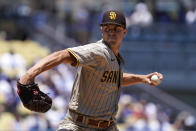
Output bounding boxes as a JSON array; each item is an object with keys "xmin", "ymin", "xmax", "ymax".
[{"xmin": 17, "ymin": 10, "xmax": 163, "ymax": 131}]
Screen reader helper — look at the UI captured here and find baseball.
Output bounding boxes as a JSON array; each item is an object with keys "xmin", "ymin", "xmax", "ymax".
[{"xmin": 151, "ymin": 75, "xmax": 160, "ymax": 81}]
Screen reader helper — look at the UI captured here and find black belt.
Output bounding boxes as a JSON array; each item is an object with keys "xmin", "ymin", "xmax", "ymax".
[{"xmin": 69, "ymin": 109, "xmax": 114, "ymax": 128}]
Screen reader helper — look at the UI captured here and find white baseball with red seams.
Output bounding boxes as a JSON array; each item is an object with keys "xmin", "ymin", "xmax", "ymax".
[{"xmin": 151, "ymin": 75, "xmax": 160, "ymax": 81}]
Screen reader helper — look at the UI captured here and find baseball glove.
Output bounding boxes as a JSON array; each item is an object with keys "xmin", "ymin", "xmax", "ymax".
[{"xmin": 17, "ymin": 81, "xmax": 52, "ymax": 113}]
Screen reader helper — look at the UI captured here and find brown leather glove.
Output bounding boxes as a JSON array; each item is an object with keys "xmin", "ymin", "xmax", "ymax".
[{"xmin": 17, "ymin": 81, "xmax": 52, "ymax": 113}]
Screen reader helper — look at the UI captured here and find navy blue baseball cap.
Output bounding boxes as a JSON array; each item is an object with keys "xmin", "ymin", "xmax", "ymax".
[{"xmin": 100, "ymin": 10, "xmax": 126, "ymax": 29}]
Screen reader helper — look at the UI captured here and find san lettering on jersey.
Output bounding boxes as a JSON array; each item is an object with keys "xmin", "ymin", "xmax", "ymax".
[{"xmin": 101, "ymin": 70, "xmax": 118, "ymax": 84}]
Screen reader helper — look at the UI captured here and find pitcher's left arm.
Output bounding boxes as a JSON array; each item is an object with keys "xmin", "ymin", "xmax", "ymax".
[{"xmin": 121, "ymin": 72, "xmax": 163, "ymax": 87}]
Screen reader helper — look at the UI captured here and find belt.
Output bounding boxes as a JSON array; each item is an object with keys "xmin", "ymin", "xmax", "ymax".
[{"xmin": 69, "ymin": 109, "xmax": 114, "ymax": 129}]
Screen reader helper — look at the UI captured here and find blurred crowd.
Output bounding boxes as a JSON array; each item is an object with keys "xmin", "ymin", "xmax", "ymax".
[
  {"xmin": 117, "ymin": 94, "xmax": 196, "ymax": 131},
  {"xmin": 0, "ymin": 40, "xmax": 75, "ymax": 130},
  {"xmin": 1, "ymin": 0, "xmax": 196, "ymax": 44}
]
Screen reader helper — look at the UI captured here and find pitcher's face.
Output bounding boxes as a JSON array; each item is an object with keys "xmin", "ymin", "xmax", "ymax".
[{"xmin": 101, "ymin": 24, "xmax": 127, "ymax": 46}]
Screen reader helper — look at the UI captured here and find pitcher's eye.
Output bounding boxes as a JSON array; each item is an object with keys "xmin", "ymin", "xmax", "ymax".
[{"xmin": 104, "ymin": 28, "xmax": 123, "ymax": 33}]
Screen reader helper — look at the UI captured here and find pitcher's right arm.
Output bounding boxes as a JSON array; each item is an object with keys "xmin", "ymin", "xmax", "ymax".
[{"xmin": 19, "ymin": 49, "xmax": 76, "ymax": 84}]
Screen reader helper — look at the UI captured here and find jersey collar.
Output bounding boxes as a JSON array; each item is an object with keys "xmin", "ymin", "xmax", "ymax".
[{"xmin": 101, "ymin": 40, "xmax": 124, "ymax": 65}]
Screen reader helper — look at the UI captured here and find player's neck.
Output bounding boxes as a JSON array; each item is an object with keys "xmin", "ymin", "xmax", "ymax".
[
  {"xmin": 109, "ymin": 43, "xmax": 121, "ymax": 56},
  {"xmin": 103, "ymin": 40, "xmax": 121, "ymax": 55},
  {"xmin": 111, "ymin": 46, "xmax": 120, "ymax": 55}
]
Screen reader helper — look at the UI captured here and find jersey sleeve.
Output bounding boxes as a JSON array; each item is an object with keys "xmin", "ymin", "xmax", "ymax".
[{"xmin": 66, "ymin": 43, "xmax": 104, "ymax": 67}]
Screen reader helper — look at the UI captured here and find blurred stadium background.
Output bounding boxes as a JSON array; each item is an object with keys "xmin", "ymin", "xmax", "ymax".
[{"xmin": 0, "ymin": 0, "xmax": 196, "ymax": 130}]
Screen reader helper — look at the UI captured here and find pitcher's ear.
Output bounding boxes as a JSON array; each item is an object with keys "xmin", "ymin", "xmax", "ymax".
[
  {"xmin": 100, "ymin": 27, "xmax": 104, "ymax": 35},
  {"xmin": 124, "ymin": 29, "xmax": 127, "ymax": 35}
]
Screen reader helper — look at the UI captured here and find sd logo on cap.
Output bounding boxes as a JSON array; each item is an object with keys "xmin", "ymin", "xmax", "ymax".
[
  {"xmin": 109, "ymin": 11, "xmax": 116, "ymax": 20},
  {"xmin": 100, "ymin": 10, "xmax": 126, "ymax": 29}
]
